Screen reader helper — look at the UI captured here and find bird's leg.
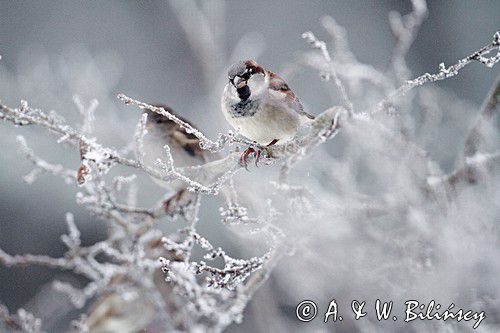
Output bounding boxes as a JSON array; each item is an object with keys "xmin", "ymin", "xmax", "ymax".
[
  {"xmin": 254, "ymin": 150, "xmax": 261, "ymax": 166},
  {"xmin": 240, "ymin": 139, "xmax": 279, "ymax": 168},
  {"xmin": 267, "ymin": 139, "xmax": 279, "ymax": 146},
  {"xmin": 239, "ymin": 146, "xmax": 256, "ymax": 169}
]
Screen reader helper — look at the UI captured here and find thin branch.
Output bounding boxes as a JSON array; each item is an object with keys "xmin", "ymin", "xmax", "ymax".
[
  {"xmin": 427, "ymin": 151, "xmax": 500, "ymax": 189},
  {"xmin": 1, "ymin": 101, "xmax": 239, "ymax": 194},
  {"xmin": 134, "ymin": 112, "xmax": 148, "ymax": 165},
  {"xmin": 464, "ymin": 74, "xmax": 500, "ymax": 157},
  {"xmin": 0, "ymin": 248, "xmax": 76, "ymax": 270},
  {"xmin": 389, "ymin": 0, "xmax": 428, "ymax": 82},
  {"xmin": 373, "ymin": 31, "xmax": 500, "ymax": 115},
  {"xmin": 302, "ymin": 31, "xmax": 354, "ymax": 116}
]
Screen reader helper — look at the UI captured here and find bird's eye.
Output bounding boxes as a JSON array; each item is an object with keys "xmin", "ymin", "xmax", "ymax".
[{"xmin": 241, "ymin": 72, "xmax": 251, "ymax": 80}]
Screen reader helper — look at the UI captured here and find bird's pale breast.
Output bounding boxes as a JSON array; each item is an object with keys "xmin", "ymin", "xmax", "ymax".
[{"xmin": 222, "ymin": 92, "xmax": 305, "ymax": 145}]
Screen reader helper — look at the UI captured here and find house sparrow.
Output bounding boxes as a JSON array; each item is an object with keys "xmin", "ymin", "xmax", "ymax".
[
  {"xmin": 139, "ymin": 105, "xmax": 214, "ymax": 208},
  {"xmin": 221, "ymin": 59, "xmax": 314, "ymax": 164}
]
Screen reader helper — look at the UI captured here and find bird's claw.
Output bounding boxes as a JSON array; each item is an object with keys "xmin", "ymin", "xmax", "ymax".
[
  {"xmin": 255, "ymin": 150, "xmax": 261, "ymax": 167},
  {"xmin": 239, "ymin": 139, "xmax": 279, "ymax": 169},
  {"xmin": 239, "ymin": 147, "xmax": 263, "ymax": 169}
]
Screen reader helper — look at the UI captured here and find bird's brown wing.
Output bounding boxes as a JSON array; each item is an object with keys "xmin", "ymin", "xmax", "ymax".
[
  {"xmin": 268, "ymin": 71, "xmax": 315, "ymax": 120},
  {"xmin": 170, "ymin": 128, "xmax": 206, "ymax": 161},
  {"xmin": 146, "ymin": 105, "xmax": 216, "ymax": 162}
]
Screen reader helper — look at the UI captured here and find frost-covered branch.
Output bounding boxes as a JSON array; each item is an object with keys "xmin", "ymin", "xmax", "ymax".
[
  {"xmin": 161, "ymin": 229, "xmax": 272, "ymax": 289},
  {"xmin": 302, "ymin": 31, "xmax": 354, "ymax": 115},
  {"xmin": 118, "ymin": 93, "xmax": 250, "ymax": 152},
  {"xmin": 464, "ymin": 74, "xmax": 500, "ymax": 157},
  {"xmin": 73, "ymin": 95, "xmax": 98, "ymax": 135},
  {"xmin": 0, "ymin": 305, "xmax": 44, "ymax": 333},
  {"xmin": 133, "ymin": 112, "xmax": 148, "ymax": 166},
  {"xmin": 389, "ymin": 0, "xmax": 428, "ymax": 82},
  {"xmin": 1, "ymin": 101, "xmax": 237, "ymax": 195},
  {"xmin": 2, "ymin": 4, "xmax": 500, "ymax": 332},
  {"xmin": 1, "ymin": 93, "xmax": 311, "ymax": 331},
  {"xmin": 374, "ymin": 31, "xmax": 500, "ymax": 115},
  {"xmin": 428, "ymin": 151, "xmax": 500, "ymax": 189},
  {"xmin": 301, "ymin": 16, "xmax": 395, "ymax": 103}
]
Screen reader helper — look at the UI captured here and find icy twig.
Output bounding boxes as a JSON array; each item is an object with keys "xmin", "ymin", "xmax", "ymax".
[
  {"xmin": 279, "ymin": 107, "xmax": 343, "ymax": 184},
  {"xmin": 300, "ymin": 16, "xmax": 393, "ymax": 96},
  {"xmin": 16, "ymin": 135, "xmax": 75, "ymax": 184},
  {"xmin": 302, "ymin": 31, "xmax": 354, "ymax": 115},
  {"xmin": 0, "ymin": 305, "xmax": 45, "ymax": 333},
  {"xmin": 16, "ymin": 137, "xmax": 155, "ymax": 227},
  {"xmin": 2, "ymin": 101, "xmax": 236, "ymax": 193},
  {"xmin": 162, "ymin": 229, "xmax": 272, "ymax": 290},
  {"xmin": 118, "ymin": 93, "xmax": 253, "ymax": 152},
  {"xmin": 70, "ymin": 314, "xmax": 89, "ymax": 333},
  {"xmin": 0, "ymin": 249, "xmax": 76, "ymax": 270},
  {"xmin": 427, "ymin": 151, "xmax": 500, "ymax": 189},
  {"xmin": 73, "ymin": 95, "xmax": 98, "ymax": 135},
  {"xmin": 61, "ymin": 212, "xmax": 81, "ymax": 250},
  {"xmin": 389, "ymin": 0, "xmax": 428, "ymax": 82},
  {"xmin": 320, "ymin": 16, "xmax": 353, "ymax": 62},
  {"xmin": 374, "ymin": 31, "xmax": 500, "ymax": 115},
  {"xmin": 464, "ymin": 74, "xmax": 500, "ymax": 157},
  {"xmin": 134, "ymin": 112, "xmax": 148, "ymax": 165}
]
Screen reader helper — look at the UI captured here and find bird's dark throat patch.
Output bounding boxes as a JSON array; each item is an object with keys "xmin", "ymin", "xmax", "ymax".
[{"xmin": 237, "ymin": 85, "xmax": 251, "ymax": 101}]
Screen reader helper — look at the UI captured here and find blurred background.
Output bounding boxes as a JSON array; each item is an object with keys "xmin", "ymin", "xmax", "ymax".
[{"xmin": 1, "ymin": 1, "xmax": 499, "ymax": 332}]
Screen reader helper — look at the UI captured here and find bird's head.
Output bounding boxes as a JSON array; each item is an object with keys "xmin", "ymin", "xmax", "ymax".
[{"xmin": 227, "ymin": 59, "xmax": 266, "ymax": 101}]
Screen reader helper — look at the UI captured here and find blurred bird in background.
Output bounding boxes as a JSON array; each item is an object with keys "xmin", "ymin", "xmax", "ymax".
[{"xmin": 139, "ymin": 105, "xmax": 218, "ymax": 210}]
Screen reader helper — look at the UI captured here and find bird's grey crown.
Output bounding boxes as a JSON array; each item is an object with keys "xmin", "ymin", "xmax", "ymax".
[{"xmin": 227, "ymin": 61, "xmax": 248, "ymax": 79}]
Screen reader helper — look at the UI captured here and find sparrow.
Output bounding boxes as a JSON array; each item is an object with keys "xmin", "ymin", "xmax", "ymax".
[
  {"xmin": 221, "ymin": 59, "xmax": 314, "ymax": 164},
  {"xmin": 139, "ymin": 105, "xmax": 214, "ymax": 209}
]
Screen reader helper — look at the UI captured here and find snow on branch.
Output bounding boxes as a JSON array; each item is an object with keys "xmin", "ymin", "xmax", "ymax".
[
  {"xmin": 374, "ymin": 31, "xmax": 500, "ymax": 115},
  {"xmin": 161, "ymin": 229, "xmax": 272, "ymax": 289},
  {"xmin": 133, "ymin": 112, "xmax": 148, "ymax": 166},
  {"xmin": 427, "ymin": 151, "xmax": 500, "ymax": 189},
  {"xmin": 0, "ymin": 305, "xmax": 44, "ymax": 333},
  {"xmin": 118, "ymin": 93, "xmax": 237, "ymax": 152},
  {"xmin": 73, "ymin": 95, "xmax": 98, "ymax": 135},
  {"xmin": 389, "ymin": 0, "xmax": 428, "ymax": 82},
  {"xmin": 1, "ymin": 3, "xmax": 500, "ymax": 331},
  {"xmin": 302, "ymin": 31, "xmax": 354, "ymax": 115},
  {"xmin": 0, "ymin": 101, "xmax": 236, "ymax": 195},
  {"xmin": 300, "ymin": 17, "xmax": 395, "ymax": 104},
  {"xmin": 1, "ymin": 93, "xmax": 313, "ymax": 331},
  {"xmin": 464, "ymin": 74, "xmax": 500, "ymax": 157}
]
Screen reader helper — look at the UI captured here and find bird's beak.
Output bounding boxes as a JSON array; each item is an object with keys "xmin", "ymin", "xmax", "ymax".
[{"xmin": 234, "ymin": 76, "xmax": 247, "ymax": 89}]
